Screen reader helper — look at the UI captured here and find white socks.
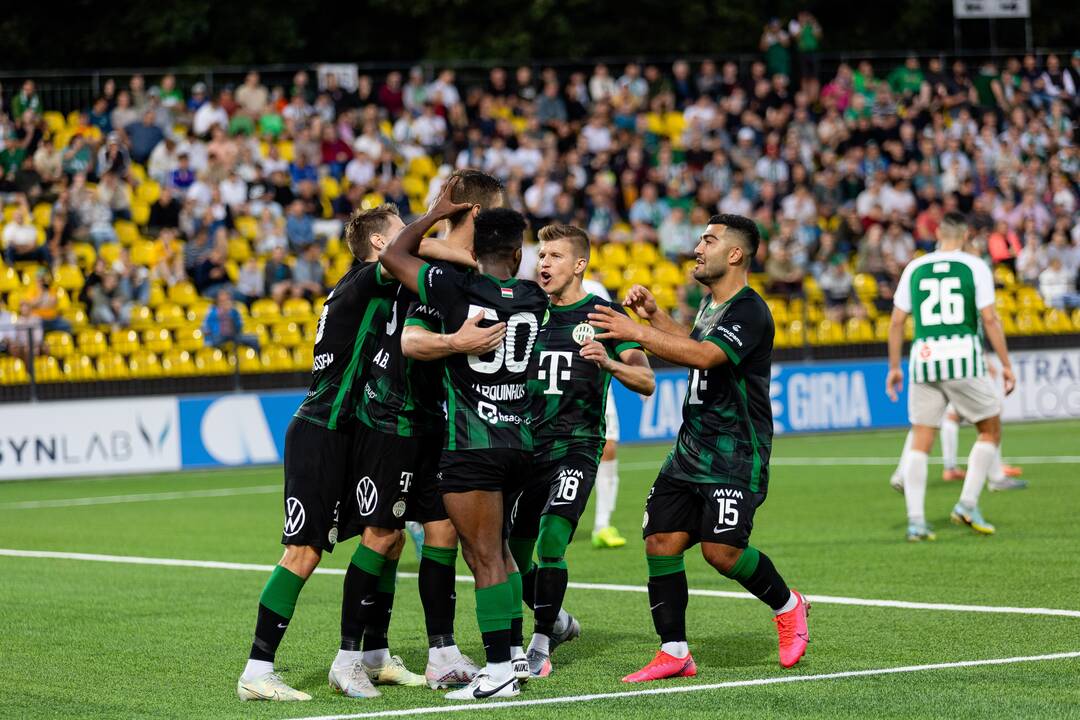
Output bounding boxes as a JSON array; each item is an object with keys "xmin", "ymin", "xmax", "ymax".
[
  {"xmin": 989, "ymin": 445, "xmax": 1004, "ymax": 482},
  {"xmin": 941, "ymin": 416, "xmax": 959, "ymax": 469},
  {"xmin": 894, "ymin": 431, "xmax": 914, "ymax": 479},
  {"xmin": 428, "ymin": 644, "xmax": 462, "ymax": 666},
  {"xmin": 773, "ymin": 590, "xmax": 798, "ymax": 616},
  {"xmin": 904, "ymin": 449, "xmax": 929, "ymax": 525},
  {"xmin": 553, "ymin": 608, "xmax": 570, "ymax": 636},
  {"xmin": 242, "ymin": 659, "xmax": 274, "ymax": 680},
  {"xmin": 960, "ymin": 441, "xmax": 996, "ymax": 508},
  {"xmin": 332, "ymin": 649, "xmax": 362, "ymax": 668},
  {"xmin": 486, "ymin": 660, "xmax": 512, "ymax": 679},
  {"xmin": 661, "ymin": 641, "xmax": 689, "ymax": 658},
  {"xmin": 528, "ymin": 633, "xmax": 551, "ymax": 655},
  {"xmin": 362, "ymin": 649, "xmax": 390, "ymax": 668},
  {"xmin": 593, "ymin": 459, "xmax": 619, "ymax": 529},
  {"xmin": 511, "ymin": 645, "xmax": 524, "ymax": 660}
]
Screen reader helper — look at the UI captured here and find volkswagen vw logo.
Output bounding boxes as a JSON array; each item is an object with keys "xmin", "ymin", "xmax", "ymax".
[
  {"xmin": 356, "ymin": 477, "xmax": 379, "ymax": 517},
  {"xmin": 283, "ymin": 497, "xmax": 306, "ymax": 537}
]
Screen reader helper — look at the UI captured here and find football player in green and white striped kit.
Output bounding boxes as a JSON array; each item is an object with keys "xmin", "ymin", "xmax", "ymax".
[{"xmin": 886, "ymin": 212, "xmax": 1016, "ymax": 542}]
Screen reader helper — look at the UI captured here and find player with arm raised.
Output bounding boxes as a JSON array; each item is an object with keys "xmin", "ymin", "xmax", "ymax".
[
  {"xmin": 589, "ymin": 214, "xmax": 810, "ymax": 682},
  {"xmin": 509, "ymin": 225, "xmax": 655, "ymax": 678},
  {"xmin": 381, "ymin": 180, "xmax": 549, "ymax": 701},
  {"xmin": 349, "ymin": 170, "xmax": 507, "ymax": 691},
  {"xmin": 886, "ymin": 211, "xmax": 1016, "ymax": 541}
]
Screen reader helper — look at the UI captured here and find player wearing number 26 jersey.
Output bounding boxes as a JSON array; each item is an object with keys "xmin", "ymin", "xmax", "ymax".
[{"xmin": 888, "ymin": 211, "xmax": 1015, "ymax": 542}]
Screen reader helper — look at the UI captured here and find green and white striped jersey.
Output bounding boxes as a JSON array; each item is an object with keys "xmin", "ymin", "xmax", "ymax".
[{"xmin": 893, "ymin": 250, "xmax": 995, "ymax": 383}]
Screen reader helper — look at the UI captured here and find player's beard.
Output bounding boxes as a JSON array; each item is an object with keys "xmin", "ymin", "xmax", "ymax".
[{"xmin": 693, "ymin": 257, "xmax": 725, "ymax": 283}]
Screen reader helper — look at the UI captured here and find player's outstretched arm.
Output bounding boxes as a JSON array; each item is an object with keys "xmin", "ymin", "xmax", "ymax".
[
  {"xmin": 622, "ymin": 284, "xmax": 689, "ymax": 337},
  {"xmin": 979, "ymin": 305, "xmax": 1015, "ymax": 395},
  {"xmin": 885, "ymin": 307, "xmax": 907, "ymax": 402},
  {"xmin": 580, "ymin": 343, "xmax": 656, "ymax": 395},
  {"xmin": 380, "ymin": 176, "xmax": 472, "ymax": 290},
  {"xmin": 588, "ymin": 305, "xmax": 727, "ymax": 370},
  {"xmin": 401, "ymin": 313, "xmax": 506, "ymax": 361}
]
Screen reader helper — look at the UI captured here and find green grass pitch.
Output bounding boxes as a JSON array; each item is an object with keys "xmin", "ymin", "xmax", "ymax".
[{"xmin": 2, "ymin": 421, "xmax": 1080, "ymax": 719}]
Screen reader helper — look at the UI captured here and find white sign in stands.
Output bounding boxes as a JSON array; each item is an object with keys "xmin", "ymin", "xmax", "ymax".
[
  {"xmin": 0, "ymin": 397, "xmax": 180, "ymax": 480},
  {"xmin": 953, "ymin": 0, "xmax": 1030, "ymax": 18},
  {"xmin": 1003, "ymin": 349, "xmax": 1080, "ymax": 422}
]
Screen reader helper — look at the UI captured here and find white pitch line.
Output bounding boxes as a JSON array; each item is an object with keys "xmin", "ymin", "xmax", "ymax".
[
  {"xmin": 621, "ymin": 455, "xmax": 1080, "ymax": 470},
  {"xmin": 0, "ymin": 485, "xmax": 280, "ymax": 510},
  {"xmin": 284, "ymin": 650, "xmax": 1080, "ymax": 720},
  {"xmin": 2, "ymin": 548, "xmax": 1079, "ymax": 620}
]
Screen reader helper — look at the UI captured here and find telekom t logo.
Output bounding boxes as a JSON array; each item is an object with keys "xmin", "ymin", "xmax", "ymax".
[{"xmin": 537, "ymin": 351, "xmax": 574, "ymax": 395}]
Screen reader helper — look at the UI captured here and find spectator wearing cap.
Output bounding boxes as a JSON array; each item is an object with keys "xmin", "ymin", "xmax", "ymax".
[{"xmin": 188, "ymin": 82, "xmax": 208, "ymax": 112}]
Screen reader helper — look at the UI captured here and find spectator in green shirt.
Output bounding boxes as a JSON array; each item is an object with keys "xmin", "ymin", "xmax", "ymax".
[
  {"xmin": 12, "ymin": 80, "xmax": 42, "ymax": 118},
  {"xmin": 791, "ymin": 11, "xmax": 823, "ymax": 84},
  {"xmin": 760, "ymin": 18, "xmax": 791, "ymax": 80},
  {"xmin": 888, "ymin": 56, "xmax": 925, "ymax": 97}
]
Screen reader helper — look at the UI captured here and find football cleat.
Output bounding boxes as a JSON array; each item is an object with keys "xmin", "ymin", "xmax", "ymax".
[
  {"xmin": 906, "ymin": 522, "xmax": 937, "ymax": 542},
  {"xmin": 1002, "ymin": 464, "xmax": 1023, "ymax": 477},
  {"xmin": 989, "ymin": 477, "xmax": 1028, "ymax": 492},
  {"xmin": 549, "ymin": 612, "xmax": 581, "ymax": 655},
  {"xmin": 526, "ymin": 648, "xmax": 553, "ymax": 678},
  {"xmin": 425, "ymin": 653, "xmax": 480, "ymax": 689},
  {"xmin": 592, "ymin": 526, "xmax": 627, "ymax": 548},
  {"xmin": 444, "ymin": 672, "xmax": 520, "ymax": 700},
  {"xmin": 364, "ymin": 655, "xmax": 426, "ymax": 686},
  {"xmin": 942, "ymin": 467, "xmax": 966, "ymax": 482},
  {"xmin": 237, "ymin": 671, "xmax": 312, "ymax": 702},
  {"xmin": 622, "ymin": 650, "xmax": 697, "ymax": 682},
  {"xmin": 951, "ymin": 503, "xmax": 995, "ymax": 535},
  {"xmin": 329, "ymin": 661, "xmax": 381, "ymax": 698},
  {"xmin": 512, "ymin": 653, "xmax": 530, "ymax": 683},
  {"xmin": 774, "ymin": 590, "xmax": 810, "ymax": 668},
  {"xmin": 889, "ymin": 471, "xmax": 904, "ymax": 494}
]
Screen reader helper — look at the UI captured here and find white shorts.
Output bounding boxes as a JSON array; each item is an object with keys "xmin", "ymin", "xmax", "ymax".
[
  {"xmin": 604, "ymin": 387, "xmax": 619, "ymax": 443},
  {"xmin": 909, "ymin": 377, "xmax": 1001, "ymax": 428}
]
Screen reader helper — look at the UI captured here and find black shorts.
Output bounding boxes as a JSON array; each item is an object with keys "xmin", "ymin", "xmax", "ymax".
[
  {"xmin": 339, "ymin": 427, "xmax": 445, "ymax": 539},
  {"xmin": 281, "ymin": 416, "xmax": 352, "ymax": 552},
  {"xmin": 510, "ymin": 453, "xmax": 598, "ymax": 540},
  {"xmin": 642, "ymin": 474, "xmax": 765, "ymax": 549},
  {"xmin": 436, "ymin": 449, "xmax": 532, "ymax": 496}
]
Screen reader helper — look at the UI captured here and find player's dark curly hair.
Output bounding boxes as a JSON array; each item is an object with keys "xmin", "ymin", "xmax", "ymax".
[
  {"xmin": 709, "ymin": 213, "xmax": 761, "ymax": 260},
  {"xmin": 473, "ymin": 208, "xmax": 527, "ymax": 262}
]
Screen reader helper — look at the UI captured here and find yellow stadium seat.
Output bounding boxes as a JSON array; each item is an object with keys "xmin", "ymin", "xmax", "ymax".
[
  {"xmin": 994, "ymin": 265, "xmax": 1016, "ymax": 290},
  {"xmin": 114, "ymin": 220, "xmax": 140, "ymax": 246},
  {"xmin": 0, "ymin": 357, "xmax": 28, "ymax": 385},
  {"xmin": 237, "ymin": 346, "xmax": 263, "ymax": 374},
  {"xmin": 64, "ymin": 354, "xmax": 97, "ymax": 381},
  {"xmin": 853, "ymin": 273, "xmax": 877, "ymax": 300},
  {"xmin": 277, "ymin": 141, "xmax": 295, "ymax": 163},
  {"xmin": 32, "ymin": 203, "xmax": 51, "ymax": 228},
  {"xmin": 98, "ymin": 243, "xmax": 122, "ymax": 265},
  {"xmin": 129, "ymin": 305, "xmax": 155, "ymax": 330},
  {"xmin": 1001, "ymin": 312, "xmax": 1018, "ymax": 335},
  {"xmin": 96, "ymin": 352, "xmax": 130, "ymax": 379},
  {"xmin": 653, "ymin": 261, "xmax": 682, "ymax": 286},
  {"xmin": 175, "ymin": 326, "xmax": 205, "ymax": 352},
  {"xmin": 774, "ymin": 324, "xmax": 791, "ymax": 349},
  {"xmin": 161, "ymin": 350, "xmax": 195, "ymax": 377},
  {"xmin": 622, "ymin": 265, "xmax": 653, "ymax": 287},
  {"xmin": 235, "ymin": 215, "xmax": 258, "ymax": 241},
  {"xmin": 130, "ymin": 241, "xmax": 158, "ymax": 267},
  {"xmin": 629, "ymin": 242, "xmax": 659, "ymax": 266},
  {"xmin": 262, "ymin": 345, "xmax": 293, "ymax": 371},
  {"xmin": 110, "ymin": 328, "xmax": 140, "ymax": 355},
  {"xmin": 293, "ymin": 345, "xmax": 314, "ymax": 371},
  {"xmin": 1072, "ymin": 308, "xmax": 1080, "ymax": 330},
  {"xmin": 142, "ymin": 328, "xmax": 172, "ymax": 353},
  {"xmin": 129, "ymin": 351, "xmax": 163, "ymax": 378},
  {"xmin": 137, "ymin": 180, "xmax": 161, "ymax": 205},
  {"xmin": 146, "ymin": 283, "xmax": 166, "ymax": 308},
  {"xmin": 1015, "ymin": 310, "xmax": 1046, "ymax": 335},
  {"xmin": 155, "ymin": 303, "xmax": 186, "ymax": 329},
  {"xmin": 54, "ymin": 264, "xmax": 85, "ymax": 292},
  {"xmin": 77, "ymin": 329, "xmax": 108, "ymax": 357},
  {"xmin": 43, "ymin": 111, "xmax": 66, "ymax": 134},
  {"xmin": 129, "ymin": 164, "xmax": 147, "ymax": 184},
  {"xmin": 402, "ymin": 175, "xmax": 426, "ymax": 199},
  {"xmin": 33, "ymin": 355, "xmax": 63, "ymax": 383},
  {"xmin": 1016, "ymin": 290, "xmax": 1045, "ymax": 312},
  {"xmin": 1044, "ymin": 308, "xmax": 1072, "ymax": 333},
  {"xmin": 251, "ymin": 298, "xmax": 281, "ymax": 321},
  {"xmin": 131, "ymin": 200, "xmax": 150, "ymax": 227},
  {"xmin": 815, "ymin": 319, "xmax": 845, "ymax": 345},
  {"xmin": 71, "ymin": 243, "xmax": 96, "ymax": 271},
  {"xmin": 803, "ymin": 276, "xmax": 824, "ymax": 303},
  {"xmin": 995, "ymin": 293, "xmax": 1017, "ymax": 314},
  {"xmin": 167, "ymin": 282, "xmax": 198, "ymax": 306},
  {"xmin": 186, "ymin": 299, "xmax": 212, "ymax": 325},
  {"xmin": 195, "ymin": 347, "xmax": 232, "ymax": 375},
  {"xmin": 271, "ymin": 321, "xmax": 302, "ymax": 348},
  {"xmin": 408, "ymin": 155, "xmax": 437, "ymax": 180},
  {"xmin": 227, "ymin": 237, "xmax": 251, "ymax": 263},
  {"xmin": 64, "ymin": 307, "xmax": 88, "ymax": 331},
  {"xmin": 845, "ymin": 318, "xmax": 874, "ymax": 343},
  {"xmin": 282, "ymin": 297, "xmax": 312, "ymax": 319},
  {"xmin": 765, "ymin": 297, "xmax": 789, "ymax": 323},
  {"xmin": 325, "ymin": 236, "xmax": 342, "ymax": 258},
  {"xmin": 787, "ymin": 320, "xmax": 806, "ymax": 345},
  {"xmin": 649, "ymin": 284, "xmax": 678, "ymax": 310},
  {"xmin": 320, "ymin": 176, "xmax": 342, "ymax": 200},
  {"xmin": 0, "ymin": 266, "xmax": 20, "ymax": 293},
  {"xmin": 45, "ymin": 331, "xmax": 74, "ymax": 358}
]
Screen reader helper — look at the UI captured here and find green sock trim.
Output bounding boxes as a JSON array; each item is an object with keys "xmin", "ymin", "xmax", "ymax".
[
  {"xmin": 508, "ymin": 537, "xmax": 536, "ymax": 574},
  {"xmin": 421, "ymin": 544, "xmax": 458, "ymax": 567},
  {"xmin": 351, "ymin": 544, "xmax": 387, "ymax": 577},
  {"xmin": 537, "ymin": 514, "xmax": 573, "ymax": 561},
  {"xmin": 725, "ymin": 546, "xmax": 760, "ymax": 582},
  {"xmin": 377, "ymin": 558, "xmax": 399, "ymax": 593},
  {"xmin": 259, "ymin": 565, "xmax": 306, "ymax": 619},
  {"xmin": 475, "ymin": 581, "xmax": 513, "ymax": 633},
  {"xmin": 646, "ymin": 554, "xmax": 686, "ymax": 578},
  {"xmin": 508, "ymin": 571, "xmax": 523, "ymax": 621}
]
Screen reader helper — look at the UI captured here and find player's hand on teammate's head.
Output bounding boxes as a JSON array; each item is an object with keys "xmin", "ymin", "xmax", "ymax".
[
  {"xmin": 1001, "ymin": 365, "xmax": 1016, "ymax": 395},
  {"xmin": 622, "ymin": 284, "xmax": 658, "ymax": 319},
  {"xmin": 426, "ymin": 175, "xmax": 475, "ymax": 221},
  {"xmin": 589, "ymin": 304, "xmax": 642, "ymax": 343},
  {"xmin": 885, "ymin": 367, "xmax": 904, "ymax": 402},
  {"xmin": 579, "ymin": 340, "xmax": 613, "ymax": 369},
  {"xmin": 449, "ymin": 311, "xmax": 506, "ymax": 355}
]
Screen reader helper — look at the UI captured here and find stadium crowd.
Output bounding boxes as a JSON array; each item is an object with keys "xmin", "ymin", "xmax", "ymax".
[{"xmin": 1, "ymin": 29, "xmax": 1079, "ymax": 377}]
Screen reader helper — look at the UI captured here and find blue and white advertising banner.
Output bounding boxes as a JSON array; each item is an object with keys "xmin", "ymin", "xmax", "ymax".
[{"xmin": 178, "ymin": 392, "xmax": 304, "ymax": 468}]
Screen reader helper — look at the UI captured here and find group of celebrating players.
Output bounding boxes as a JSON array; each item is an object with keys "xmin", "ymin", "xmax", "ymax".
[{"xmin": 235, "ymin": 168, "xmax": 811, "ymax": 702}]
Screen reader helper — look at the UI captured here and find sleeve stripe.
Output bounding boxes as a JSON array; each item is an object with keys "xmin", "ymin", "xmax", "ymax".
[
  {"xmin": 705, "ymin": 336, "xmax": 741, "ymax": 365},
  {"xmin": 614, "ymin": 341, "xmax": 641, "ymax": 356},
  {"xmin": 417, "ymin": 263, "xmax": 430, "ymax": 305},
  {"xmin": 403, "ymin": 317, "xmax": 438, "ymax": 330},
  {"xmin": 375, "ymin": 263, "xmax": 394, "ymax": 286}
]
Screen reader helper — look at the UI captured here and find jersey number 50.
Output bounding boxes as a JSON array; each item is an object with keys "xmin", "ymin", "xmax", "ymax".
[
  {"xmin": 918, "ymin": 277, "xmax": 964, "ymax": 326},
  {"xmin": 466, "ymin": 304, "xmax": 539, "ymax": 374}
]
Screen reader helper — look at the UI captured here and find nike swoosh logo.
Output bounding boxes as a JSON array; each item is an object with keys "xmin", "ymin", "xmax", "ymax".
[
  {"xmin": 276, "ymin": 623, "xmax": 288, "ymax": 629},
  {"xmin": 650, "ymin": 602, "xmax": 664, "ymax": 611},
  {"xmin": 713, "ymin": 526, "xmax": 735, "ymax": 534},
  {"xmin": 473, "ymin": 677, "xmax": 516, "ymax": 699},
  {"xmin": 534, "ymin": 603, "xmax": 552, "ymax": 609},
  {"xmin": 796, "ymin": 632, "xmax": 809, "ymax": 642},
  {"xmin": 549, "ymin": 501, "xmax": 573, "ymax": 506},
  {"xmin": 361, "ymin": 599, "xmax": 376, "ymax": 606},
  {"xmin": 241, "ymin": 685, "xmax": 276, "ymax": 700}
]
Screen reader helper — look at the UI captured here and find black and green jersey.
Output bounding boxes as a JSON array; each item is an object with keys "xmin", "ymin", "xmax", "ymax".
[
  {"xmin": 661, "ymin": 286, "xmax": 774, "ymax": 493},
  {"xmin": 529, "ymin": 293, "xmax": 640, "ymax": 463},
  {"xmin": 294, "ymin": 261, "xmax": 396, "ymax": 431},
  {"xmin": 416, "ymin": 261, "xmax": 550, "ymax": 451},
  {"xmin": 355, "ymin": 286, "xmax": 446, "ymax": 437}
]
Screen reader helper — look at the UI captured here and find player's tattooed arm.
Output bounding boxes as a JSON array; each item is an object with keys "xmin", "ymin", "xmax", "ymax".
[
  {"xmin": 579, "ymin": 343, "xmax": 655, "ymax": 395},
  {"xmin": 589, "ymin": 305, "xmax": 727, "ymax": 371},
  {"xmin": 380, "ymin": 175, "xmax": 472, "ymax": 290},
  {"xmin": 622, "ymin": 284, "xmax": 689, "ymax": 337},
  {"xmin": 401, "ymin": 314, "xmax": 506, "ymax": 360}
]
